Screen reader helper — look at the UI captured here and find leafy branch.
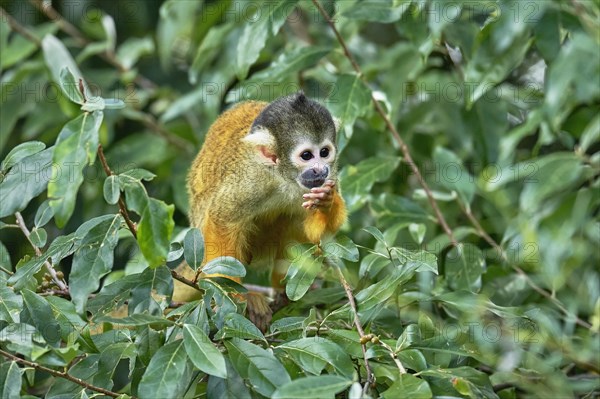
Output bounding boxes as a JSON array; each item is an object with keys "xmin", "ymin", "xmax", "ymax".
[
  {"xmin": 0, "ymin": 349, "xmax": 131, "ymax": 399},
  {"xmin": 14, "ymin": 212, "xmax": 67, "ymax": 291}
]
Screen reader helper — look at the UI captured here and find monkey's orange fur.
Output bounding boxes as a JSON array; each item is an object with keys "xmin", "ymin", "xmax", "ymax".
[{"xmin": 173, "ymin": 100, "xmax": 346, "ymax": 301}]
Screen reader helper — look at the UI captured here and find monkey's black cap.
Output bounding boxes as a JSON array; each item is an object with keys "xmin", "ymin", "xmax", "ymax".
[{"xmin": 251, "ymin": 92, "xmax": 336, "ymax": 147}]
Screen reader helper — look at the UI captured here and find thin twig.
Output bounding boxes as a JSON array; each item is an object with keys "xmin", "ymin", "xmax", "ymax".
[
  {"xmin": 96, "ymin": 144, "xmax": 138, "ymax": 239},
  {"xmin": 170, "ymin": 269, "xmax": 199, "ymax": 291},
  {"xmin": 0, "ymin": 266, "xmax": 14, "ymax": 276},
  {"xmin": 0, "ymin": 7, "xmax": 42, "ymax": 45},
  {"xmin": 458, "ymin": 201, "xmax": 592, "ymax": 329},
  {"xmin": 333, "ymin": 264, "xmax": 375, "ymax": 393},
  {"xmin": 0, "ymin": 349, "xmax": 130, "ymax": 398},
  {"xmin": 311, "ymin": 0, "xmax": 457, "ymax": 246},
  {"xmin": 140, "ymin": 113, "xmax": 195, "ymax": 155},
  {"xmin": 378, "ymin": 339, "xmax": 407, "ymax": 374},
  {"xmin": 15, "ymin": 212, "xmax": 67, "ymax": 291}
]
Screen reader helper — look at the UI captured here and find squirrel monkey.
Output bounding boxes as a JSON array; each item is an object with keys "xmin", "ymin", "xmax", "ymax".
[{"xmin": 173, "ymin": 92, "xmax": 347, "ymax": 329}]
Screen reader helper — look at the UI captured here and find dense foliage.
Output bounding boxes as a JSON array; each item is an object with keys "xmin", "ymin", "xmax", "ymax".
[{"xmin": 1, "ymin": 0, "xmax": 599, "ymax": 398}]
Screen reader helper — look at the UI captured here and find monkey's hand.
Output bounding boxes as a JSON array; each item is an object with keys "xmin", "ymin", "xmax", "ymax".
[{"xmin": 302, "ymin": 180, "xmax": 336, "ymax": 210}]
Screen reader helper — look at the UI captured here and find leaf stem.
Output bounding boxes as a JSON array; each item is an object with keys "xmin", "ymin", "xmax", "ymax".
[{"xmin": 15, "ymin": 212, "xmax": 67, "ymax": 291}]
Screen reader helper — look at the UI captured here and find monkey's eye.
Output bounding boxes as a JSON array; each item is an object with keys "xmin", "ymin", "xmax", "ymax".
[
  {"xmin": 320, "ymin": 147, "xmax": 330, "ymax": 158},
  {"xmin": 300, "ymin": 151, "xmax": 313, "ymax": 161}
]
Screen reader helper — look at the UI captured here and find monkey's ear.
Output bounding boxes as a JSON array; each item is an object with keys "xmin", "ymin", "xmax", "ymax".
[
  {"xmin": 332, "ymin": 116, "xmax": 342, "ymax": 132},
  {"xmin": 242, "ymin": 126, "xmax": 278, "ymax": 165}
]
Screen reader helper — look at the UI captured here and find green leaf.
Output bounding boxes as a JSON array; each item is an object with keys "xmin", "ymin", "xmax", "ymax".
[
  {"xmin": 42, "ymin": 34, "xmax": 91, "ymax": 97},
  {"xmin": 137, "ymin": 198, "xmax": 175, "ymax": 268},
  {"xmin": 70, "ymin": 214, "xmax": 123, "ymax": 313},
  {"xmin": 409, "ymin": 223, "xmax": 426, "ymax": 244},
  {"xmin": 433, "ymin": 147, "xmax": 475, "ymax": 206},
  {"xmin": 8, "ymin": 234, "xmax": 77, "ymax": 290},
  {"xmin": 206, "ymin": 359, "xmax": 251, "ymax": 399},
  {"xmin": 225, "ymin": 338, "xmax": 291, "ymax": 397},
  {"xmin": 0, "ymin": 361, "xmax": 22, "ymax": 399},
  {"xmin": 324, "ymin": 235, "xmax": 359, "ymax": 262},
  {"xmin": 46, "ymin": 354, "xmax": 99, "ymax": 397},
  {"xmin": 342, "ymin": 0, "xmax": 408, "ymax": 23},
  {"xmin": 156, "ymin": 0, "xmax": 200, "ymax": 71},
  {"xmin": 189, "ymin": 23, "xmax": 234, "ymax": 84},
  {"xmin": 88, "ymin": 266, "xmax": 172, "ymax": 315},
  {"xmin": 59, "ymin": 67, "xmax": 84, "ymax": 104},
  {"xmin": 445, "ymin": 243, "xmax": 485, "ymax": 293},
  {"xmin": 230, "ymin": 46, "xmax": 330, "ymax": 99},
  {"xmin": 359, "ymin": 253, "xmax": 391, "ymax": 278},
  {"xmin": 519, "ymin": 153, "xmax": 586, "ymax": 212},
  {"xmin": 95, "ymin": 313, "xmax": 175, "ymax": 329},
  {"xmin": 183, "ymin": 228, "xmax": 204, "ymax": 271},
  {"xmin": 215, "ymin": 313, "xmax": 266, "ymax": 343},
  {"xmin": 285, "ymin": 245, "xmax": 320, "ymax": 301},
  {"xmin": 183, "ymin": 324, "xmax": 227, "ymax": 378},
  {"xmin": 103, "ymin": 175, "xmax": 120, "ymax": 205},
  {"xmin": 34, "ymin": 200, "xmax": 54, "ymax": 228},
  {"xmin": 30, "ymin": 227, "xmax": 47, "ymax": 247},
  {"xmin": 371, "ymin": 194, "xmax": 429, "ymax": 226},
  {"xmin": 94, "ymin": 343, "xmax": 135, "ymax": 390},
  {"xmin": 117, "ymin": 168, "xmax": 154, "ymax": 214},
  {"xmin": 0, "ymin": 141, "xmax": 46, "ymax": 172},
  {"xmin": 0, "ymin": 148, "xmax": 54, "ymax": 219},
  {"xmin": 201, "ymin": 256, "xmax": 246, "ymax": 278},
  {"xmin": 276, "ymin": 337, "xmax": 354, "ymax": 377},
  {"xmin": 138, "ymin": 340, "xmax": 192, "ymax": 399},
  {"xmin": 327, "ymin": 74, "xmax": 372, "ymax": 140},
  {"xmin": 272, "ymin": 375, "xmax": 352, "ymax": 399},
  {"xmin": 339, "ymin": 156, "xmax": 401, "ymax": 212},
  {"xmin": 21, "ymin": 289, "xmax": 61, "ymax": 345},
  {"xmin": 116, "ymin": 36, "xmax": 155, "ymax": 70},
  {"xmin": 382, "ymin": 374, "xmax": 432, "ymax": 399},
  {"xmin": 236, "ymin": 0, "xmax": 299, "ymax": 80},
  {"xmin": 391, "ymin": 247, "xmax": 438, "ymax": 274},
  {"xmin": 48, "ymin": 111, "xmax": 104, "ymax": 227},
  {"xmin": 464, "ymin": 25, "xmax": 532, "ymax": 108},
  {"xmin": 0, "ymin": 286, "xmax": 21, "ymax": 323}
]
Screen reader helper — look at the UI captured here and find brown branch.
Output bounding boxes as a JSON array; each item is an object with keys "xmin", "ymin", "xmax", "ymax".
[
  {"xmin": 458, "ymin": 201, "xmax": 592, "ymax": 329},
  {"xmin": 15, "ymin": 212, "xmax": 68, "ymax": 291},
  {"xmin": 28, "ymin": 0, "xmax": 156, "ymax": 91},
  {"xmin": 96, "ymin": 144, "xmax": 138, "ymax": 239},
  {"xmin": 0, "ymin": 7, "xmax": 41, "ymax": 45},
  {"xmin": 332, "ymin": 263, "xmax": 375, "ymax": 393},
  {"xmin": 0, "ymin": 349, "xmax": 130, "ymax": 398},
  {"xmin": 311, "ymin": 0, "xmax": 457, "ymax": 246},
  {"xmin": 140, "ymin": 113, "xmax": 195, "ymax": 155},
  {"xmin": 170, "ymin": 269, "xmax": 199, "ymax": 291}
]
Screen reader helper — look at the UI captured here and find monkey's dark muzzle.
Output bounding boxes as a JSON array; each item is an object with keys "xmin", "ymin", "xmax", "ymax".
[{"xmin": 300, "ymin": 166, "xmax": 329, "ymax": 188}]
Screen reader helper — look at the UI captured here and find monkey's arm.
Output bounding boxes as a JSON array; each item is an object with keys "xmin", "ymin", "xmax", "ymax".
[{"xmin": 302, "ymin": 181, "xmax": 347, "ymax": 244}]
